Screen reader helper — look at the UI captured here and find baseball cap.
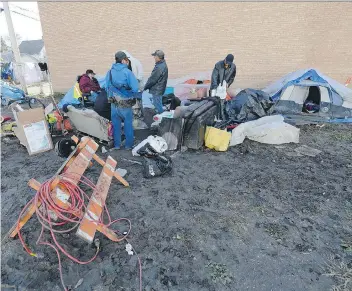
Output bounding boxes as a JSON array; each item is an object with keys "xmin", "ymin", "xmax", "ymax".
[
  {"xmin": 151, "ymin": 50, "xmax": 165, "ymax": 58},
  {"xmin": 115, "ymin": 51, "xmax": 129, "ymax": 61},
  {"xmin": 225, "ymin": 54, "xmax": 234, "ymax": 64},
  {"xmin": 86, "ymin": 69, "xmax": 96, "ymax": 75}
]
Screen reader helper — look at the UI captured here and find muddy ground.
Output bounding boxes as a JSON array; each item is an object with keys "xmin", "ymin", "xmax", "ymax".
[{"xmin": 1, "ymin": 120, "xmax": 352, "ymax": 291}]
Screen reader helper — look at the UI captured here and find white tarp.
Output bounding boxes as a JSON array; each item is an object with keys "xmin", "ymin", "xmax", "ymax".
[{"xmin": 230, "ymin": 115, "xmax": 300, "ymax": 146}]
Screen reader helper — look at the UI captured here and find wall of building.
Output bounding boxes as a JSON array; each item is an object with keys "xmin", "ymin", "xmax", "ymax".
[{"xmin": 38, "ymin": 2, "xmax": 352, "ymax": 92}]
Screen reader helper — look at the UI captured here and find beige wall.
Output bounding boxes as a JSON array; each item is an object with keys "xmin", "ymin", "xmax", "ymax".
[{"xmin": 38, "ymin": 2, "xmax": 352, "ymax": 92}]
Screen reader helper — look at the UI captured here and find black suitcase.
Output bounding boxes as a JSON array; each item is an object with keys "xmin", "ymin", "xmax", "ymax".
[
  {"xmin": 158, "ymin": 117, "xmax": 183, "ymax": 151},
  {"xmin": 182, "ymin": 100, "xmax": 217, "ymax": 149}
]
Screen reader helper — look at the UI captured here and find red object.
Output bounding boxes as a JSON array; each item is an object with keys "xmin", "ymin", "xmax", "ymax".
[
  {"xmin": 53, "ymin": 111, "xmax": 73, "ymax": 131},
  {"xmin": 184, "ymin": 79, "xmax": 198, "ymax": 85},
  {"xmin": 1, "ymin": 116, "xmax": 12, "ymax": 123},
  {"xmin": 227, "ymin": 124, "xmax": 239, "ymax": 129},
  {"xmin": 79, "ymin": 74, "xmax": 101, "ymax": 93}
]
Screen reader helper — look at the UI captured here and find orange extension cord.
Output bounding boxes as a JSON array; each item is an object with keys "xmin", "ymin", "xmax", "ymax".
[{"xmin": 16, "ymin": 173, "xmax": 142, "ymax": 291}]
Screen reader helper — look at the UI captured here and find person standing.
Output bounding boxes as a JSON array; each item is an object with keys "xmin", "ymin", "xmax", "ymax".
[
  {"xmin": 143, "ymin": 50, "xmax": 168, "ymax": 118},
  {"xmin": 122, "ymin": 50, "xmax": 144, "ymax": 118},
  {"xmin": 210, "ymin": 54, "xmax": 236, "ymax": 92},
  {"xmin": 122, "ymin": 50, "xmax": 144, "ymax": 90},
  {"xmin": 105, "ymin": 51, "xmax": 140, "ymax": 150}
]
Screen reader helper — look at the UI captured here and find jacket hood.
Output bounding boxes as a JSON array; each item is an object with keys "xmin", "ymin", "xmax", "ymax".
[{"xmin": 111, "ymin": 63, "xmax": 127, "ymax": 72}]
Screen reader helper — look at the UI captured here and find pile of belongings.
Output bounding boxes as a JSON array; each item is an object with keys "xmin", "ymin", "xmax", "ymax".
[
  {"xmin": 0, "ymin": 80, "xmax": 25, "ymax": 106},
  {"xmin": 132, "ymin": 136, "xmax": 172, "ymax": 178},
  {"xmin": 0, "ymin": 116, "xmax": 16, "ymax": 137},
  {"xmin": 225, "ymin": 89, "xmax": 275, "ymax": 123}
]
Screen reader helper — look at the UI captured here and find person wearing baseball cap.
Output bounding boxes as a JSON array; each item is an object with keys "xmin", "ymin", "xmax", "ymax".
[
  {"xmin": 142, "ymin": 49, "xmax": 168, "ymax": 127},
  {"xmin": 210, "ymin": 54, "xmax": 237, "ymax": 91},
  {"xmin": 105, "ymin": 51, "xmax": 140, "ymax": 150},
  {"xmin": 78, "ymin": 69, "xmax": 101, "ymax": 102}
]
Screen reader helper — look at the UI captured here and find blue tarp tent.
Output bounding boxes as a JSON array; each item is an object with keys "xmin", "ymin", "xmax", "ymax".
[
  {"xmin": 263, "ymin": 69, "xmax": 352, "ymax": 106},
  {"xmin": 262, "ymin": 69, "xmax": 352, "ymax": 121}
]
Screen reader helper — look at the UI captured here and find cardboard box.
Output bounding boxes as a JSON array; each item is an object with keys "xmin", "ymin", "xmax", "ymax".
[{"xmin": 11, "ymin": 104, "xmax": 53, "ymax": 155}]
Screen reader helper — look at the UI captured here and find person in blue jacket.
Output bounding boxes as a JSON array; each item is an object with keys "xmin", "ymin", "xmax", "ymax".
[{"xmin": 105, "ymin": 51, "xmax": 141, "ymax": 150}]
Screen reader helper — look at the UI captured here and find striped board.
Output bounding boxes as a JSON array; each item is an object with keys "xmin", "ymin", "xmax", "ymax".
[
  {"xmin": 76, "ymin": 156, "xmax": 117, "ymax": 243},
  {"xmin": 8, "ymin": 138, "xmax": 98, "ymax": 238}
]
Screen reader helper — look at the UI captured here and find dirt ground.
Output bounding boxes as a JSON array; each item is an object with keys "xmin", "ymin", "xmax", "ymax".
[{"xmin": 1, "ymin": 121, "xmax": 352, "ymax": 291}]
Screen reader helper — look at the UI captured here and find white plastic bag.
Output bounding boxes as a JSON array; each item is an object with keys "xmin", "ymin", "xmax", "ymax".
[
  {"xmin": 216, "ymin": 81, "xmax": 227, "ymax": 100},
  {"xmin": 132, "ymin": 135, "xmax": 168, "ymax": 156},
  {"xmin": 230, "ymin": 115, "xmax": 300, "ymax": 146}
]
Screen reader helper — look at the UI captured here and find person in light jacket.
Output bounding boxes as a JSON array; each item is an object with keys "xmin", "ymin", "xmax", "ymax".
[
  {"xmin": 122, "ymin": 50, "xmax": 144, "ymax": 90},
  {"xmin": 122, "ymin": 50, "xmax": 144, "ymax": 118}
]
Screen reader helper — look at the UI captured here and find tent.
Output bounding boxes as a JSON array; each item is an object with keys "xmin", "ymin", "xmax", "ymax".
[
  {"xmin": 262, "ymin": 69, "xmax": 352, "ymax": 122},
  {"xmin": 1, "ymin": 51, "xmax": 44, "ymax": 85}
]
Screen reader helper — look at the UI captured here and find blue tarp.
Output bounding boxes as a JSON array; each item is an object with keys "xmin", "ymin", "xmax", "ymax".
[
  {"xmin": 263, "ymin": 69, "xmax": 352, "ymax": 106},
  {"xmin": 0, "ymin": 81, "xmax": 25, "ymax": 105}
]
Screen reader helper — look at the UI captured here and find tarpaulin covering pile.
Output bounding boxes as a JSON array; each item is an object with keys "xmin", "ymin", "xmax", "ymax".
[
  {"xmin": 0, "ymin": 81, "xmax": 25, "ymax": 105},
  {"xmin": 225, "ymin": 89, "xmax": 274, "ymax": 123}
]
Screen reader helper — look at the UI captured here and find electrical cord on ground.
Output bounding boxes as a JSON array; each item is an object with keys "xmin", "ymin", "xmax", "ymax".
[{"xmin": 16, "ymin": 173, "xmax": 142, "ymax": 291}]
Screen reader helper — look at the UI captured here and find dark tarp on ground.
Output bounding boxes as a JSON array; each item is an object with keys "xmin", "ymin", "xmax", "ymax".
[{"xmin": 225, "ymin": 89, "xmax": 274, "ymax": 123}]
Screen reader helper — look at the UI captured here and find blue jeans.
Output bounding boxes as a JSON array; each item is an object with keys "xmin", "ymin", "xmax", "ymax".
[
  {"xmin": 152, "ymin": 95, "xmax": 164, "ymax": 114},
  {"xmin": 111, "ymin": 105, "xmax": 134, "ymax": 148}
]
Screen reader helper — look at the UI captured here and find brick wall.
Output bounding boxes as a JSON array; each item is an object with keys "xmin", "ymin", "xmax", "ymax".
[{"xmin": 38, "ymin": 2, "xmax": 352, "ymax": 92}]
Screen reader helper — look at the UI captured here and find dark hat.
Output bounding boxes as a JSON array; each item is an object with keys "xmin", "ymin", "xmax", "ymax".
[
  {"xmin": 86, "ymin": 69, "xmax": 96, "ymax": 75},
  {"xmin": 225, "ymin": 54, "xmax": 234, "ymax": 64},
  {"xmin": 115, "ymin": 51, "xmax": 129, "ymax": 61},
  {"xmin": 151, "ymin": 50, "xmax": 165, "ymax": 58}
]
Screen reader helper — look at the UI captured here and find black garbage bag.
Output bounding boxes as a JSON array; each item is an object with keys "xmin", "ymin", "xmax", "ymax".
[
  {"xmin": 162, "ymin": 93, "xmax": 181, "ymax": 110},
  {"xmin": 137, "ymin": 142, "xmax": 159, "ymax": 157},
  {"xmin": 225, "ymin": 89, "xmax": 274, "ymax": 123},
  {"xmin": 143, "ymin": 155, "xmax": 173, "ymax": 178}
]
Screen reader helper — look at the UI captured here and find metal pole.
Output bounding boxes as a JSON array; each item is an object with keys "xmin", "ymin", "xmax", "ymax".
[{"xmin": 3, "ymin": 2, "xmax": 27, "ymax": 94}]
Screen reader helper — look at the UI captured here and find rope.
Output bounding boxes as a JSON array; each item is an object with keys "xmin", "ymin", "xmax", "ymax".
[{"xmin": 16, "ymin": 173, "xmax": 142, "ymax": 291}]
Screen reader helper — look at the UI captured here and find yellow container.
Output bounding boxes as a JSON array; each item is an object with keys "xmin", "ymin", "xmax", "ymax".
[{"xmin": 205, "ymin": 126, "xmax": 231, "ymax": 152}]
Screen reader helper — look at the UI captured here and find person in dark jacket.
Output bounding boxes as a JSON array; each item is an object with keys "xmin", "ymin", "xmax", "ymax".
[
  {"xmin": 143, "ymin": 50, "xmax": 168, "ymax": 115},
  {"xmin": 79, "ymin": 69, "xmax": 101, "ymax": 102},
  {"xmin": 210, "ymin": 54, "xmax": 236, "ymax": 91}
]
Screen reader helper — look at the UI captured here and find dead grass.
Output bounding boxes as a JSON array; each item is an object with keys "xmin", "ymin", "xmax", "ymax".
[{"xmin": 324, "ymin": 258, "xmax": 352, "ymax": 291}]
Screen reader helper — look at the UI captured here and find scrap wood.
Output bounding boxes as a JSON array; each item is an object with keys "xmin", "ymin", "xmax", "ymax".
[
  {"xmin": 8, "ymin": 135, "xmax": 129, "ymax": 240},
  {"xmin": 8, "ymin": 138, "xmax": 99, "ymax": 239},
  {"xmin": 23, "ymin": 178, "xmax": 125, "ymax": 242},
  {"xmin": 70, "ymin": 136, "xmax": 129, "ymax": 187},
  {"xmin": 15, "ymin": 172, "xmax": 133, "ymax": 291},
  {"xmin": 76, "ymin": 156, "xmax": 119, "ymax": 243}
]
